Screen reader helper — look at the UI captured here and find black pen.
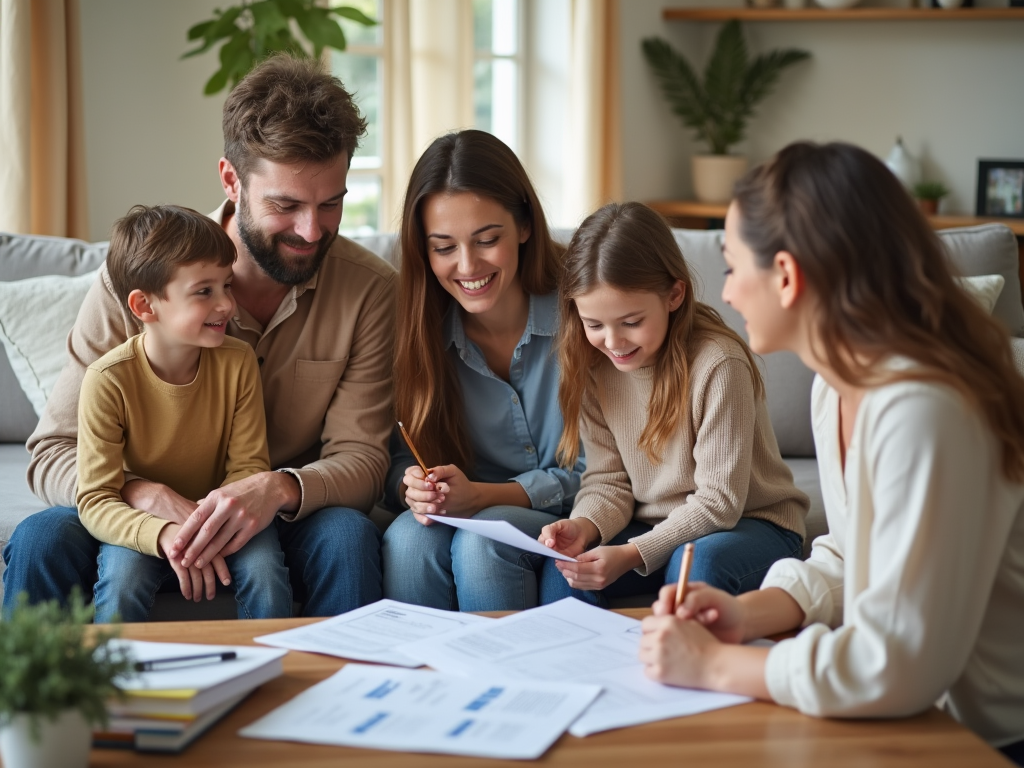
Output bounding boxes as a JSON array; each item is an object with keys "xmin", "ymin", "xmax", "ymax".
[{"xmin": 133, "ymin": 651, "xmax": 238, "ymax": 672}]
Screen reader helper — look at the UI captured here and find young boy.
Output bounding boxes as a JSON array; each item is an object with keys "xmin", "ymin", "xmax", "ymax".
[{"xmin": 76, "ymin": 204, "xmax": 292, "ymax": 622}]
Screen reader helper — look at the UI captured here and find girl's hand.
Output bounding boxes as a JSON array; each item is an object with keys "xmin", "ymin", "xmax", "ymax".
[
  {"xmin": 652, "ymin": 582, "xmax": 747, "ymax": 645},
  {"xmin": 422, "ymin": 465, "xmax": 481, "ymax": 518},
  {"xmin": 639, "ymin": 614, "xmax": 721, "ymax": 689},
  {"xmin": 554, "ymin": 543, "xmax": 643, "ymax": 591},
  {"xmin": 403, "ymin": 465, "xmax": 444, "ymax": 525},
  {"xmin": 538, "ymin": 517, "xmax": 598, "ymax": 558}
]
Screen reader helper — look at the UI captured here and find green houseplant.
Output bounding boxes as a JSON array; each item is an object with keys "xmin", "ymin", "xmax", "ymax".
[
  {"xmin": 913, "ymin": 180, "xmax": 950, "ymax": 216},
  {"xmin": 642, "ymin": 22, "xmax": 809, "ymax": 203},
  {"xmin": 184, "ymin": 0, "xmax": 377, "ymax": 95},
  {"xmin": 0, "ymin": 591, "xmax": 133, "ymax": 768}
]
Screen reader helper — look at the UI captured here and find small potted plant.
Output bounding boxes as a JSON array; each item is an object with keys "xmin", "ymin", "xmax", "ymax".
[
  {"xmin": 642, "ymin": 22, "xmax": 810, "ymax": 203},
  {"xmin": 0, "ymin": 591, "xmax": 133, "ymax": 768},
  {"xmin": 913, "ymin": 180, "xmax": 950, "ymax": 216}
]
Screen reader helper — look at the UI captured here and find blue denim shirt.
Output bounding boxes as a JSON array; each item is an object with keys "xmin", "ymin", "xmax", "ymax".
[{"xmin": 385, "ymin": 292, "xmax": 584, "ymax": 515}]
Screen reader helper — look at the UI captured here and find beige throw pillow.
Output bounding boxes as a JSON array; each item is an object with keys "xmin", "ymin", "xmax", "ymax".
[
  {"xmin": 0, "ymin": 270, "xmax": 100, "ymax": 417},
  {"xmin": 955, "ymin": 274, "xmax": 1005, "ymax": 315}
]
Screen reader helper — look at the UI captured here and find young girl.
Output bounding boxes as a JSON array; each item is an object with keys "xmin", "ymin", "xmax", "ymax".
[
  {"xmin": 639, "ymin": 142, "xmax": 1024, "ymax": 764},
  {"xmin": 539, "ymin": 202, "xmax": 807, "ymax": 605},
  {"xmin": 381, "ymin": 130, "xmax": 584, "ymax": 611}
]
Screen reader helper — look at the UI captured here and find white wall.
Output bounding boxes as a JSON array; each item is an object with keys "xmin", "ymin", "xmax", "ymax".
[
  {"xmin": 618, "ymin": 0, "xmax": 1024, "ymax": 215},
  {"xmin": 80, "ymin": 0, "xmax": 227, "ymax": 241}
]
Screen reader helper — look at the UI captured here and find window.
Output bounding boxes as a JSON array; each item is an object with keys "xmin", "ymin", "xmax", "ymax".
[
  {"xmin": 333, "ymin": 0, "xmax": 384, "ymax": 236},
  {"xmin": 473, "ymin": 0, "xmax": 523, "ymax": 154}
]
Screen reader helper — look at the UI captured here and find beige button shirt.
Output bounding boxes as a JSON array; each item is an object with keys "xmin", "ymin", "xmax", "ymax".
[{"xmin": 27, "ymin": 200, "xmax": 398, "ymax": 519}]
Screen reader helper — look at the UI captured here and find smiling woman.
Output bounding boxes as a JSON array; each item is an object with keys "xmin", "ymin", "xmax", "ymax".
[{"xmin": 381, "ymin": 129, "xmax": 582, "ymax": 612}]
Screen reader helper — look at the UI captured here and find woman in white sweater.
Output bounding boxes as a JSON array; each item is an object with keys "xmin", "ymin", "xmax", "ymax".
[{"xmin": 638, "ymin": 141, "xmax": 1024, "ymax": 763}]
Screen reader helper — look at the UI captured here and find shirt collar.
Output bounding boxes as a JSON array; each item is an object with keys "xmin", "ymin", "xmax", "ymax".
[
  {"xmin": 211, "ymin": 199, "xmax": 319, "ymax": 296},
  {"xmin": 443, "ymin": 291, "xmax": 558, "ymax": 351}
]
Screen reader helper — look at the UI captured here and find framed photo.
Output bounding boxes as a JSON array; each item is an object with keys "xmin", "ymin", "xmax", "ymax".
[{"xmin": 975, "ymin": 159, "xmax": 1024, "ymax": 219}]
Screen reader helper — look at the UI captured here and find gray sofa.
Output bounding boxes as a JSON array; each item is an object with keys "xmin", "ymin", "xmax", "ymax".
[{"xmin": 2, "ymin": 223, "xmax": 1023, "ymax": 615}]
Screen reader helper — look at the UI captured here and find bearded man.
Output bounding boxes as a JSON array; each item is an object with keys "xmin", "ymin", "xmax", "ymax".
[{"xmin": 3, "ymin": 55, "xmax": 395, "ymax": 618}]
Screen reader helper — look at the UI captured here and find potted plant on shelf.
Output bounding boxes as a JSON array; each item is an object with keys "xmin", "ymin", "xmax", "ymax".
[
  {"xmin": 0, "ymin": 591, "xmax": 133, "ymax": 768},
  {"xmin": 642, "ymin": 22, "xmax": 810, "ymax": 203},
  {"xmin": 913, "ymin": 180, "xmax": 950, "ymax": 216}
]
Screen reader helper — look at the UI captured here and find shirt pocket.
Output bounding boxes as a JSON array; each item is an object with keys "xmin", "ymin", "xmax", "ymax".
[{"xmin": 292, "ymin": 358, "xmax": 348, "ymax": 420}]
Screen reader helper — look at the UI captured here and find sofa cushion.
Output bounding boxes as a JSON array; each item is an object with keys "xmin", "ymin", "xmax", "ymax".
[
  {"xmin": 0, "ymin": 233, "xmax": 108, "ymax": 441},
  {"xmin": 940, "ymin": 225, "xmax": 1024, "ymax": 336},
  {"xmin": 0, "ymin": 270, "xmax": 100, "ymax": 418}
]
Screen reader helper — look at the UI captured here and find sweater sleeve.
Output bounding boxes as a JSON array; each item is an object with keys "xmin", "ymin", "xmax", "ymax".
[
  {"xmin": 276, "ymin": 272, "xmax": 396, "ymax": 519},
  {"xmin": 569, "ymin": 379, "xmax": 634, "ymax": 543},
  {"xmin": 764, "ymin": 386, "xmax": 1017, "ymax": 718},
  {"xmin": 75, "ymin": 368, "xmax": 169, "ymax": 557},
  {"xmin": 27, "ymin": 266, "xmax": 139, "ymax": 507},
  {"xmin": 221, "ymin": 347, "xmax": 272, "ymax": 486},
  {"xmin": 628, "ymin": 355, "xmax": 756, "ymax": 574}
]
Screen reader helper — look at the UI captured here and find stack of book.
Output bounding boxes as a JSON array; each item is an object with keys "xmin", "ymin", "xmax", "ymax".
[{"xmin": 94, "ymin": 640, "xmax": 287, "ymax": 753}]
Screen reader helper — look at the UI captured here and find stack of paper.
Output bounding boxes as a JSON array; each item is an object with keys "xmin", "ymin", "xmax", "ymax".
[{"xmin": 96, "ymin": 640, "xmax": 286, "ymax": 753}]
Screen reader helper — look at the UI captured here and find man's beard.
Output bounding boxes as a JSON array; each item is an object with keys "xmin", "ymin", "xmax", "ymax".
[{"xmin": 235, "ymin": 193, "xmax": 335, "ymax": 286}]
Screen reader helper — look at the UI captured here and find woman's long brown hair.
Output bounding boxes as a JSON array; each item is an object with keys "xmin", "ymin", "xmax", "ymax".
[
  {"xmin": 556, "ymin": 202, "xmax": 764, "ymax": 467},
  {"xmin": 395, "ymin": 130, "xmax": 563, "ymax": 470},
  {"xmin": 733, "ymin": 141, "xmax": 1024, "ymax": 481}
]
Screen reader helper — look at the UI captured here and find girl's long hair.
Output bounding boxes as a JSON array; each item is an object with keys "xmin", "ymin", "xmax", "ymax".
[
  {"xmin": 556, "ymin": 202, "xmax": 763, "ymax": 467},
  {"xmin": 395, "ymin": 130, "xmax": 563, "ymax": 469},
  {"xmin": 733, "ymin": 140, "xmax": 1024, "ymax": 481}
]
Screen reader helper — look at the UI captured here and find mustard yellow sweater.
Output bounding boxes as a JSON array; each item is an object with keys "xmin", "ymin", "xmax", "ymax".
[
  {"xmin": 571, "ymin": 334, "xmax": 809, "ymax": 575},
  {"xmin": 76, "ymin": 334, "xmax": 270, "ymax": 556}
]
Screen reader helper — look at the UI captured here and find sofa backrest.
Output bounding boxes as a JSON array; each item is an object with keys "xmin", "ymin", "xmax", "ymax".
[{"xmin": 2, "ymin": 223, "xmax": 1021, "ymax": 458}]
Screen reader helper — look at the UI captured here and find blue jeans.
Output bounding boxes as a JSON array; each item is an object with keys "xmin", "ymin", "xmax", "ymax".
[
  {"xmin": 382, "ymin": 505, "xmax": 562, "ymax": 612},
  {"xmin": 539, "ymin": 517, "xmax": 803, "ymax": 606},
  {"xmin": 2, "ymin": 505, "xmax": 382, "ymax": 619},
  {"xmin": 92, "ymin": 525, "xmax": 292, "ymax": 622}
]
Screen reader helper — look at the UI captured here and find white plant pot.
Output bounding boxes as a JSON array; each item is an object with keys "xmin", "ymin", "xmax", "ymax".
[
  {"xmin": 0, "ymin": 710, "xmax": 91, "ymax": 768},
  {"xmin": 691, "ymin": 155, "xmax": 749, "ymax": 204}
]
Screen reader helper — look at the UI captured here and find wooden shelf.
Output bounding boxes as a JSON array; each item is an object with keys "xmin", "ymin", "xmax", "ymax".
[
  {"xmin": 662, "ymin": 7, "xmax": 1024, "ymax": 21},
  {"xmin": 647, "ymin": 200, "xmax": 1024, "ymax": 235}
]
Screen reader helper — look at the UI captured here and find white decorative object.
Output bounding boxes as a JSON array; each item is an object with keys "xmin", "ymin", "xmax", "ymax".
[
  {"xmin": 0, "ymin": 710, "xmax": 91, "ymax": 768},
  {"xmin": 937, "ymin": 0, "xmax": 965, "ymax": 7},
  {"xmin": 884, "ymin": 137, "xmax": 921, "ymax": 190},
  {"xmin": 692, "ymin": 155, "xmax": 749, "ymax": 204},
  {"xmin": 0, "ymin": 269, "xmax": 99, "ymax": 417},
  {"xmin": 955, "ymin": 274, "xmax": 1005, "ymax": 315},
  {"xmin": 814, "ymin": 0, "xmax": 860, "ymax": 8}
]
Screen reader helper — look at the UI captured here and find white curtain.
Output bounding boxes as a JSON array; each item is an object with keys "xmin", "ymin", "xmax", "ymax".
[
  {"xmin": 378, "ymin": 0, "xmax": 620, "ymax": 230},
  {"xmin": 562, "ymin": 0, "xmax": 621, "ymax": 226},
  {"xmin": 0, "ymin": 0, "xmax": 88, "ymax": 237}
]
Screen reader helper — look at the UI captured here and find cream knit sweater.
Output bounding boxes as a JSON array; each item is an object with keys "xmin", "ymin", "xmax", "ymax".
[{"xmin": 571, "ymin": 334, "xmax": 808, "ymax": 575}]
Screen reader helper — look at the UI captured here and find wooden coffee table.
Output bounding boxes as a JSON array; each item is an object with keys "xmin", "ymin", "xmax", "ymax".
[{"xmin": 79, "ymin": 613, "xmax": 1011, "ymax": 768}]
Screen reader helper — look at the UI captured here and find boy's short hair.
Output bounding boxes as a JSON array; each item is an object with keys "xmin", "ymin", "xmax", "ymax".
[
  {"xmin": 222, "ymin": 54, "xmax": 367, "ymax": 184},
  {"xmin": 107, "ymin": 205, "xmax": 236, "ymax": 305}
]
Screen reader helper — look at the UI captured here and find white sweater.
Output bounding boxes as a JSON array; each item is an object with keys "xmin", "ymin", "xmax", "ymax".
[{"xmin": 762, "ymin": 371, "xmax": 1024, "ymax": 746}]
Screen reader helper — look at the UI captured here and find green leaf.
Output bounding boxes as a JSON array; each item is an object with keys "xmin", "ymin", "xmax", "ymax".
[
  {"xmin": 295, "ymin": 6, "xmax": 347, "ymax": 56},
  {"xmin": 204, "ymin": 65, "xmax": 232, "ymax": 95},
  {"xmin": 331, "ymin": 6, "xmax": 378, "ymax": 26},
  {"xmin": 251, "ymin": 0, "xmax": 289, "ymax": 41},
  {"xmin": 181, "ymin": 6, "xmax": 243, "ymax": 60},
  {"xmin": 186, "ymin": 20, "xmax": 215, "ymax": 41},
  {"xmin": 641, "ymin": 37, "xmax": 710, "ymax": 146}
]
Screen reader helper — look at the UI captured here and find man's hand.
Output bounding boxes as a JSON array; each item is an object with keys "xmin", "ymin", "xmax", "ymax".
[
  {"xmin": 168, "ymin": 471, "xmax": 300, "ymax": 568},
  {"xmin": 553, "ymin": 543, "xmax": 644, "ymax": 591},
  {"xmin": 122, "ymin": 479, "xmax": 197, "ymax": 524},
  {"xmin": 158, "ymin": 523, "xmax": 231, "ymax": 602}
]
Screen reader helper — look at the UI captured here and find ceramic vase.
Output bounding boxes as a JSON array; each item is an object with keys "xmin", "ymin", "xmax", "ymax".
[
  {"xmin": 884, "ymin": 137, "xmax": 920, "ymax": 190},
  {"xmin": 0, "ymin": 710, "xmax": 91, "ymax": 768},
  {"xmin": 691, "ymin": 155, "xmax": 749, "ymax": 204}
]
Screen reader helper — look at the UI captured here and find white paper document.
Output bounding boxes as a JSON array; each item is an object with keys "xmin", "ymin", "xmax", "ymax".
[
  {"xmin": 396, "ymin": 598, "xmax": 752, "ymax": 736},
  {"xmin": 424, "ymin": 515, "xmax": 577, "ymax": 561},
  {"xmin": 111, "ymin": 640, "xmax": 287, "ymax": 693},
  {"xmin": 254, "ymin": 599, "xmax": 491, "ymax": 667},
  {"xmin": 239, "ymin": 663, "xmax": 602, "ymax": 760}
]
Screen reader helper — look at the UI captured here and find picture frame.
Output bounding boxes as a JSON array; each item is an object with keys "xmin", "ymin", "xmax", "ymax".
[{"xmin": 975, "ymin": 159, "xmax": 1024, "ymax": 219}]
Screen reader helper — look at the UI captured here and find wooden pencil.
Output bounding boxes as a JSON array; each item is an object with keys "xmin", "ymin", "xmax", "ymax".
[
  {"xmin": 673, "ymin": 543, "xmax": 695, "ymax": 613},
  {"xmin": 397, "ymin": 420, "xmax": 430, "ymax": 478}
]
